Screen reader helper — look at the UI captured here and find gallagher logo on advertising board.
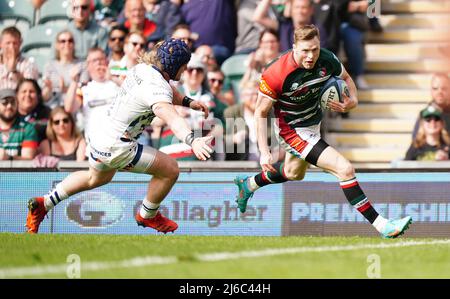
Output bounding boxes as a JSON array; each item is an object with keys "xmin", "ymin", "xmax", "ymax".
[{"xmin": 66, "ymin": 192, "xmax": 125, "ymax": 228}]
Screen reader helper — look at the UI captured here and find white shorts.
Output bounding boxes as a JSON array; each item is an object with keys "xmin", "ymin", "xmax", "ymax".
[
  {"xmin": 275, "ymin": 122, "xmax": 322, "ymax": 160},
  {"xmin": 88, "ymin": 140, "xmax": 157, "ymax": 173}
]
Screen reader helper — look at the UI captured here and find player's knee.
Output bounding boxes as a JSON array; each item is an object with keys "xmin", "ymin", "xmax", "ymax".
[
  {"xmin": 87, "ymin": 174, "xmax": 111, "ymax": 188},
  {"xmin": 284, "ymin": 169, "xmax": 305, "ymax": 181},
  {"xmin": 336, "ymin": 162, "xmax": 355, "ymax": 180},
  {"xmin": 165, "ymin": 159, "xmax": 179, "ymax": 181}
]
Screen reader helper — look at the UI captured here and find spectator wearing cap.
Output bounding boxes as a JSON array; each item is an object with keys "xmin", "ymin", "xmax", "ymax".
[
  {"xmin": 405, "ymin": 106, "xmax": 450, "ymax": 161},
  {"xmin": 67, "ymin": 0, "xmax": 109, "ymax": 59},
  {"xmin": 0, "ymin": 89, "xmax": 39, "ymax": 161},
  {"xmin": 180, "ymin": 54, "xmax": 215, "ymax": 129},
  {"xmin": 0, "ymin": 27, "xmax": 39, "ymax": 90},
  {"xmin": 412, "ymin": 73, "xmax": 450, "ymax": 139}
]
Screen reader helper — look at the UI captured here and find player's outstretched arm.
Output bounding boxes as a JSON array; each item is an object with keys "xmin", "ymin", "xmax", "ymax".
[
  {"xmin": 171, "ymin": 85, "xmax": 209, "ymax": 118},
  {"xmin": 255, "ymin": 93, "xmax": 277, "ymax": 173},
  {"xmin": 153, "ymin": 102, "xmax": 214, "ymax": 160}
]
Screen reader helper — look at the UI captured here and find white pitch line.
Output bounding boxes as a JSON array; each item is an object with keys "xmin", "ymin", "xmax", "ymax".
[{"xmin": 1, "ymin": 239, "xmax": 449, "ymax": 278}]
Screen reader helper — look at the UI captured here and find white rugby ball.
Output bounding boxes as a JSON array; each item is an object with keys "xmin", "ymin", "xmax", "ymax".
[{"xmin": 319, "ymin": 76, "xmax": 349, "ymax": 111}]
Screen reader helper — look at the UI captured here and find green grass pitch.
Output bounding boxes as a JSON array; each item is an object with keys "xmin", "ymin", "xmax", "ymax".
[{"xmin": 1, "ymin": 233, "xmax": 449, "ymax": 278}]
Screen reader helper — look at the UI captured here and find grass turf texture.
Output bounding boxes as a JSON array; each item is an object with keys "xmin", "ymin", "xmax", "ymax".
[{"xmin": 1, "ymin": 233, "xmax": 449, "ymax": 278}]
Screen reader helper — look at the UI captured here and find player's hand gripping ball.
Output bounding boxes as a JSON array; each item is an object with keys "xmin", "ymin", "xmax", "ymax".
[{"xmin": 319, "ymin": 76, "xmax": 349, "ymax": 111}]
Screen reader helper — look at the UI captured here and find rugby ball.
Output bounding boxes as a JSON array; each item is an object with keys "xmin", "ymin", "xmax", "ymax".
[{"xmin": 319, "ymin": 76, "xmax": 349, "ymax": 111}]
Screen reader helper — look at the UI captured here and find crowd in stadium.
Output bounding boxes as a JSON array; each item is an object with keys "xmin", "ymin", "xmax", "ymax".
[{"xmin": 1, "ymin": 0, "xmax": 449, "ymax": 166}]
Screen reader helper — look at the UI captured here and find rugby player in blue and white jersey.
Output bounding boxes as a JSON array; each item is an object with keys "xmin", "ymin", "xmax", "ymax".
[{"xmin": 26, "ymin": 39, "xmax": 213, "ymax": 234}]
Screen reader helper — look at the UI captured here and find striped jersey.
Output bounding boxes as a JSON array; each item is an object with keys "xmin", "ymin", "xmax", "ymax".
[
  {"xmin": 0, "ymin": 117, "xmax": 39, "ymax": 157},
  {"xmin": 259, "ymin": 48, "xmax": 344, "ymax": 128}
]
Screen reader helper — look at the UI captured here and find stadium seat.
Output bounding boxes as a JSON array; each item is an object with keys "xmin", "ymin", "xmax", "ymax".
[
  {"xmin": 0, "ymin": 0, "xmax": 35, "ymax": 26},
  {"xmin": 0, "ymin": 18, "xmax": 30, "ymax": 36},
  {"xmin": 37, "ymin": 0, "xmax": 71, "ymax": 26},
  {"xmin": 21, "ymin": 24, "xmax": 62, "ymax": 53},
  {"xmin": 221, "ymin": 54, "xmax": 249, "ymax": 103}
]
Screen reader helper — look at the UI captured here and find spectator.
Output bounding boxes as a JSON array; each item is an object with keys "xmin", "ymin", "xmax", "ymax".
[
  {"xmin": 42, "ymin": 30, "xmax": 84, "ymax": 109},
  {"xmin": 412, "ymin": 73, "xmax": 450, "ymax": 138},
  {"xmin": 207, "ymin": 67, "xmax": 230, "ymax": 124},
  {"xmin": 181, "ymin": 0, "xmax": 237, "ymax": 65},
  {"xmin": 179, "ymin": 54, "xmax": 215, "ymax": 129},
  {"xmin": 312, "ymin": 0, "xmax": 341, "ymax": 54},
  {"xmin": 94, "ymin": 0, "xmax": 124, "ymax": 29},
  {"xmin": 337, "ymin": 0, "xmax": 370, "ymax": 89},
  {"xmin": 38, "ymin": 106, "xmax": 87, "ymax": 161},
  {"xmin": 65, "ymin": 48, "xmax": 120, "ymax": 139},
  {"xmin": 122, "ymin": 0, "xmax": 158, "ymax": 40},
  {"xmin": 195, "ymin": 45, "xmax": 218, "ymax": 72},
  {"xmin": 0, "ymin": 27, "xmax": 39, "ymax": 90},
  {"xmin": 67, "ymin": 0, "xmax": 109, "ymax": 59},
  {"xmin": 109, "ymin": 30, "xmax": 146, "ymax": 85},
  {"xmin": 405, "ymin": 105, "xmax": 450, "ymax": 161},
  {"xmin": 224, "ymin": 80, "xmax": 260, "ymax": 161},
  {"xmin": 142, "ymin": 0, "xmax": 182, "ymax": 40},
  {"xmin": 16, "ymin": 79, "xmax": 51, "ymax": 143},
  {"xmin": 279, "ymin": 0, "xmax": 329, "ymax": 53},
  {"xmin": 241, "ymin": 29, "xmax": 281, "ymax": 88},
  {"xmin": 171, "ymin": 24, "xmax": 197, "ymax": 51},
  {"xmin": 107, "ymin": 25, "xmax": 129, "ymax": 80},
  {"xmin": 0, "ymin": 89, "xmax": 38, "ymax": 161},
  {"xmin": 156, "ymin": 55, "xmax": 214, "ymax": 160},
  {"xmin": 235, "ymin": 0, "xmax": 279, "ymax": 54}
]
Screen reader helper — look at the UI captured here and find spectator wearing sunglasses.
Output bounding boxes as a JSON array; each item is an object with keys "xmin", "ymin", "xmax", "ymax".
[
  {"xmin": 38, "ymin": 106, "xmax": 87, "ymax": 162},
  {"xmin": 107, "ymin": 25, "xmax": 129, "ymax": 82},
  {"xmin": 156, "ymin": 54, "xmax": 214, "ymax": 160},
  {"xmin": 67, "ymin": 0, "xmax": 109, "ymax": 59},
  {"xmin": 110, "ymin": 31, "xmax": 147, "ymax": 84},
  {"xmin": 207, "ymin": 67, "xmax": 230, "ymax": 125},
  {"xmin": 42, "ymin": 30, "xmax": 85, "ymax": 109},
  {"xmin": 0, "ymin": 89, "xmax": 38, "ymax": 161},
  {"xmin": 405, "ymin": 106, "xmax": 450, "ymax": 161}
]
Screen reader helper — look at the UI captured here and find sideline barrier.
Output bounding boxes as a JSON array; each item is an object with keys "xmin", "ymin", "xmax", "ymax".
[{"xmin": 1, "ymin": 167, "xmax": 449, "ymax": 237}]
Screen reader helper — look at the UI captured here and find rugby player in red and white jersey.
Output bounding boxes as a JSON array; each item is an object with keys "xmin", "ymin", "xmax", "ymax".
[
  {"xmin": 234, "ymin": 25, "xmax": 412, "ymax": 238},
  {"xmin": 26, "ymin": 39, "xmax": 214, "ymax": 234}
]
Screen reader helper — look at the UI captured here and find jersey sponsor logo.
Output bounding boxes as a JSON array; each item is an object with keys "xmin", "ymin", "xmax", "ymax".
[
  {"xmin": 259, "ymin": 79, "xmax": 277, "ymax": 99},
  {"xmin": 91, "ymin": 146, "xmax": 112, "ymax": 157},
  {"xmin": 318, "ymin": 67, "xmax": 327, "ymax": 77},
  {"xmin": 290, "ymin": 82, "xmax": 299, "ymax": 91}
]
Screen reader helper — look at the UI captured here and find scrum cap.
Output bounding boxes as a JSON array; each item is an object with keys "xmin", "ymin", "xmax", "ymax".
[{"xmin": 157, "ymin": 39, "xmax": 191, "ymax": 80}]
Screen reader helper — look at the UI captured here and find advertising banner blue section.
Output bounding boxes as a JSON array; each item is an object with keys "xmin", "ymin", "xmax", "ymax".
[
  {"xmin": 283, "ymin": 172, "xmax": 450, "ymax": 237},
  {"xmin": 0, "ymin": 172, "xmax": 283, "ymax": 236}
]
